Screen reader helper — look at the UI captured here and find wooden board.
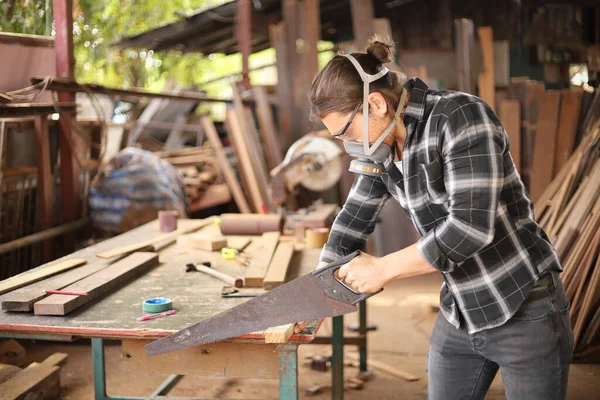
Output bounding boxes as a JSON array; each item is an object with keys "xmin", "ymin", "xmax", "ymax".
[
  {"xmin": 122, "ymin": 339, "xmax": 279, "ymax": 379},
  {"xmin": 0, "ymin": 259, "xmax": 86, "ymax": 296},
  {"xmin": 499, "ymin": 99, "xmax": 521, "ymax": 172},
  {"xmin": 0, "ymin": 364, "xmax": 21, "ymax": 385},
  {"xmin": 530, "ymin": 91, "xmax": 561, "ymax": 202},
  {"xmin": 0, "ymin": 362, "xmax": 60, "ymax": 400},
  {"xmin": 200, "ymin": 117, "xmax": 251, "ymax": 213},
  {"xmin": 555, "ymin": 90, "xmax": 583, "ymax": 176},
  {"xmin": 95, "ymin": 218, "xmax": 213, "ymax": 259},
  {"xmin": 244, "ymin": 232, "xmax": 281, "ymax": 287},
  {"xmin": 477, "ymin": 26, "xmax": 495, "ymax": 110},
  {"xmin": 34, "ymin": 115, "xmax": 53, "ymax": 262},
  {"xmin": 253, "ymin": 86, "xmax": 283, "ymax": 171},
  {"xmin": 263, "ymin": 242, "xmax": 295, "ymax": 290},
  {"xmin": 264, "ymin": 324, "xmax": 295, "ymax": 344},
  {"xmin": 2, "ymin": 260, "xmax": 114, "ymax": 312},
  {"xmin": 34, "ymin": 252, "xmax": 159, "ymax": 316}
]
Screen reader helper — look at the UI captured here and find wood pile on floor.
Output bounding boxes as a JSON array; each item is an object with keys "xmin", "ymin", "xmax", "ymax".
[
  {"xmin": 499, "ymin": 80, "xmax": 600, "ymax": 202},
  {"xmin": 535, "ymin": 119, "xmax": 600, "ymax": 361}
]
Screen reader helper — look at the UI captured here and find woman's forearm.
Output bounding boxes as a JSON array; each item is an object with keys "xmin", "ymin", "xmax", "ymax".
[{"xmin": 380, "ymin": 242, "xmax": 437, "ymax": 282}]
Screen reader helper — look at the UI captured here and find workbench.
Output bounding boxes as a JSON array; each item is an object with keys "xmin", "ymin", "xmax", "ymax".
[{"xmin": 0, "ymin": 219, "xmax": 323, "ymax": 400}]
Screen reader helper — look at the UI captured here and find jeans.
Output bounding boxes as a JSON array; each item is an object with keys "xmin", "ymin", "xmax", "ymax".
[{"xmin": 427, "ymin": 272, "xmax": 575, "ymax": 400}]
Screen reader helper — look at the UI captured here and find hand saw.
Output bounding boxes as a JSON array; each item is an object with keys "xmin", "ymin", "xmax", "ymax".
[{"xmin": 145, "ymin": 250, "xmax": 382, "ymax": 356}]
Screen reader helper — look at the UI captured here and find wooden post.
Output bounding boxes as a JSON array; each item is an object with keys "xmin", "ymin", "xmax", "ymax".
[
  {"xmin": 350, "ymin": 0, "xmax": 374, "ymax": 49},
  {"xmin": 53, "ymin": 0, "xmax": 79, "ymax": 251},
  {"xmin": 303, "ymin": 0, "xmax": 320, "ymax": 83},
  {"xmin": 477, "ymin": 27, "xmax": 495, "ymax": 110},
  {"xmin": 34, "ymin": 115, "xmax": 53, "ymax": 261},
  {"xmin": 455, "ymin": 19, "xmax": 475, "ymax": 94},
  {"xmin": 236, "ymin": 0, "xmax": 252, "ymax": 90},
  {"xmin": 269, "ymin": 22, "xmax": 293, "ymax": 148}
]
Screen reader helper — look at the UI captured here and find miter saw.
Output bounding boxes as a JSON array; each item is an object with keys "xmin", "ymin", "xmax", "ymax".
[{"xmin": 270, "ymin": 134, "xmax": 344, "ymax": 206}]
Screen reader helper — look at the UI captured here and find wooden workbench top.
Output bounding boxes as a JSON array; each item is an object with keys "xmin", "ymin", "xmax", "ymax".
[{"xmin": 0, "ymin": 219, "xmax": 322, "ymax": 343}]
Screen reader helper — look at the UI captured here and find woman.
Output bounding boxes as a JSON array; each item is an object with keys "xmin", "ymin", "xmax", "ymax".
[{"xmin": 309, "ymin": 38, "xmax": 574, "ymax": 400}]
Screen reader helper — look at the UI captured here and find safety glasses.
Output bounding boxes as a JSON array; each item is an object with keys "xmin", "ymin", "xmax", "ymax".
[{"xmin": 329, "ymin": 102, "xmax": 362, "ymax": 138}]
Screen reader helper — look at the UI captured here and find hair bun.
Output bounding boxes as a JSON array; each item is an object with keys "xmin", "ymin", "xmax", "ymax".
[{"xmin": 365, "ymin": 37, "xmax": 394, "ymax": 64}]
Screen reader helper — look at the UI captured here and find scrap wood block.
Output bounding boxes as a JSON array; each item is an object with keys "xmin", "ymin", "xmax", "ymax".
[
  {"xmin": 178, "ymin": 234, "xmax": 228, "ymax": 251},
  {"xmin": 264, "ymin": 324, "xmax": 295, "ymax": 343},
  {"xmin": 34, "ymin": 252, "xmax": 159, "ymax": 316},
  {"xmin": 0, "ymin": 361, "xmax": 60, "ymax": 400},
  {"xmin": 0, "ymin": 364, "xmax": 21, "ymax": 385}
]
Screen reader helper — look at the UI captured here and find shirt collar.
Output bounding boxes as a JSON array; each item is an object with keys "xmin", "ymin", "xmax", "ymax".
[{"xmin": 402, "ymin": 77, "xmax": 428, "ymax": 122}]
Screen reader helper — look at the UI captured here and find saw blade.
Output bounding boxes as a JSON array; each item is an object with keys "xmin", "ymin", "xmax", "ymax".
[{"xmin": 145, "ymin": 273, "xmax": 357, "ymax": 356}]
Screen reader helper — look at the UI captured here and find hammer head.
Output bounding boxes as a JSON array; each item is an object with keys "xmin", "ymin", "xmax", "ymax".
[{"xmin": 185, "ymin": 262, "xmax": 212, "ymax": 272}]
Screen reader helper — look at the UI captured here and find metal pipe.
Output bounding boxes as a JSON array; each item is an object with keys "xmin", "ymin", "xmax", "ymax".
[{"xmin": 0, "ymin": 218, "xmax": 89, "ymax": 256}]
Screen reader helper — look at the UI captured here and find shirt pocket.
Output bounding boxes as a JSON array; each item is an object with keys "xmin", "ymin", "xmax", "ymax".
[{"xmin": 418, "ymin": 158, "xmax": 448, "ymax": 205}]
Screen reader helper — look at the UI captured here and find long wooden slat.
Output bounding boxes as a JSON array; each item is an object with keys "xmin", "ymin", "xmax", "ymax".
[
  {"xmin": 0, "ymin": 258, "xmax": 86, "ymax": 296},
  {"xmin": 554, "ymin": 90, "xmax": 583, "ymax": 175},
  {"xmin": 244, "ymin": 232, "xmax": 281, "ymax": 287},
  {"xmin": 477, "ymin": 26, "xmax": 495, "ymax": 110},
  {"xmin": 200, "ymin": 117, "xmax": 251, "ymax": 213},
  {"xmin": 2, "ymin": 260, "xmax": 114, "ymax": 312},
  {"xmin": 263, "ymin": 242, "xmax": 295, "ymax": 290},
  {"xmin": 499, "ymin": 99, "xmax": 521, "ymax": 172},
  {"xmin": 530, "ymin": 91, "xmax": 561, "ymax": 202},
  {"xmin": 34, "ymin": 115, "xmax": 53, "ymax": 262},
  {"xmin": 0, "ymin": 363, "xmax": 60, "ymax": 400},
  {"xmin": 34, "ymin": 252, "xmax": 158, "ymax": 316},
  {"xmin": 573, "ymin": 253, "xmax": 600, "ymax": 343},
  {"xmin": 253, "ymin": 86, "xmax": 283, "ymax": 171},
  {"xmin": 95, "ymin": 218, "xmax": 213, "ymax": 259}
]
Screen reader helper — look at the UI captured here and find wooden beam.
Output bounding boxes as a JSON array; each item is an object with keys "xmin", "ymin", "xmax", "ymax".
[
  {"xmin": 455, "ymin": 19, "xmax": 475, "ymax": 94},
  {"xmin": 236, "ymin": 0, "xmax": 252, "ymax": 89},
  {"xmin": 530, "ymin": 91, "xmax": 561, "ymax": 202},
  {"xmin": 2, "ymin": 260, "xmax": 113, "ymax": 312},
  {"xmin": 499, "ymin": 100, "xmax": 522, "ymax": 173},
  {"xmin": 0, "ymin": 365, "xmax": 21, "ymax": 385},
  {"xmin": 244, "ymin": 232, "xmax": 281, "ymax": 287},
  {"xmin": 263, "ymin": 242, "xmax": 295, "ymax": 290},
  {"xmin": 0, "ymin": 32, "xmax": 54, "ymax": 48},
  {"xmin": 350, "ymin": 0, "xmax": 374, "ymax": 49},
  {"xmin": 264, "ymin": 324, "xmax": 295, "ymax": 343},
  {"xmin": 34, "ymin": 252, "xmax": 159, "ymax": 316},
  {"xmin": 0, "ymin": 361, "xmax": 61, "ymax": 400},
  {"xmin": 477, "ymin": 26, "xmax": 495, "ymax": 110},
  {"xmin": 0, "ymin": 258, "xmax": 86, "ymax": 296},
  {"xmin": 253, "ymin": 87, "xmax": 283, "ymax": 171},
  {"xmin": 34, "ymin": 115, "xmax": 53, "ymax": 262},
  {"xmin": 269, "ymin": 22, "xmax": 293, "ymax": 147},
  {"xmin": 554, "ymin": 89, "xmax": 583, "ymax": 176},
  {"xmin": 95, "ymin": 218, "xmax": 213, "ymax": 259}
]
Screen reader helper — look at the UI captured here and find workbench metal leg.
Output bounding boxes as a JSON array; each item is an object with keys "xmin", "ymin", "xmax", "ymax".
[
  {"xmin": 359, "ymin": 300, "xmax": 368, "ymax": 372},
  {"xmin": 278, "ymin": 343, "xmax": 299, "ymax": 400},
  {"xmin": 332, "ymin": 315, "xmax": 344, "ymax": 400},
  {"xmin": 92, "ymin": 338, "xmax": 108, "ymax": 400},
  {"xmin": 149, "ymin": 374, "xmax": 183, "ymax": 398}
]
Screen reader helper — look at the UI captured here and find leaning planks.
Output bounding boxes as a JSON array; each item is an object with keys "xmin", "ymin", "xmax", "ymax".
[
  {"xmin": 263, "ymin": 242, "xmax": 295, "ymax": 290},
  {"xmin": 244, "ymin": 232, "xmax": 281, "ymax": 287},
  {"xmin": 0, "ymin": 258, "xmax": 86, "ymax": 296},
  {"xmin": 34, "ymin": 252, "xmax": 158, "ymax": 316}
]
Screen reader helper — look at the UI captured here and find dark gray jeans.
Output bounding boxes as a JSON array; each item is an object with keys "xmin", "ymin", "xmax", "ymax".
[{"xmin": 427, "ymin": 272, "xmax": 574, "ymax": 400}]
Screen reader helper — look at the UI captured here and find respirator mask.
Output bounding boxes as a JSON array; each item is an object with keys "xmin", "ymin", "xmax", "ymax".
[{"xmin": 341, "ymin": 54, "xmax": 408, "ymax": 176}]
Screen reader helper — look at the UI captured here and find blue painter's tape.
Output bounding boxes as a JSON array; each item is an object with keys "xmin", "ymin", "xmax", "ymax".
[{"xmin": 142, "ymin": 298, "xmax": 173, "ymax": 313}]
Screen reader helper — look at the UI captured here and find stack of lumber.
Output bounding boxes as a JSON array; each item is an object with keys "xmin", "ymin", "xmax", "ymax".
[
  {"xmin": 154, "ymin": 147, "xmax": 232, "ymax": 211},
  {"xmin": 500, "ymin": 79, "xmax": 599, "ymax": 202},
  {"xmin": 534, "ymin": 121, "xmax": 600, "ymax": 359},
  {"xmin": 0, "ymin": 352, "xmax": 67, "ymax": 400}
]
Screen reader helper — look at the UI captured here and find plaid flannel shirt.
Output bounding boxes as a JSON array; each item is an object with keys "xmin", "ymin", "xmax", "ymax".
[{"xmin": 320, "ymin": 78, "xmax": 562, "ymax": 334}]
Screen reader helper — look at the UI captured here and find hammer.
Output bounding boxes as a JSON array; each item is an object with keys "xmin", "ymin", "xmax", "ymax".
[{"xmin": 186, "ymin": 262, "xmax": 243, "ymax": 288}]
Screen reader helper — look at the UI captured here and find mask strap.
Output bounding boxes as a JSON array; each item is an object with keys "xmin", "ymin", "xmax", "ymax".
[{"xmin": 366, "ymin": 88, "xmax": 408, "ymax": 156}]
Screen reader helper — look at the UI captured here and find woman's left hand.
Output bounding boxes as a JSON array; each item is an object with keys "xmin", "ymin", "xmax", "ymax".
[{"xmin": 337, "ymin": 252, "xmax": 390, "ymax": 294}]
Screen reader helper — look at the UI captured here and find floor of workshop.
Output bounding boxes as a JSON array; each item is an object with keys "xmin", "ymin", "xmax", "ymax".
[{"xmin": 24, "ymin": 273, "xmax": 600, "ymax": 399}]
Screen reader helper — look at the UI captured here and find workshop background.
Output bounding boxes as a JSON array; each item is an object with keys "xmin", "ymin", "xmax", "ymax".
[{"xmin": 1, "ymin": 0, "xmax": 600, "ymax": 399}]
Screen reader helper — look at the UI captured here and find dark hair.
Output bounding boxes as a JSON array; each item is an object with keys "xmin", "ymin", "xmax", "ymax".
[{"xmin": 309, "ymin": 36, "xmax": 405, "ymax": 121}]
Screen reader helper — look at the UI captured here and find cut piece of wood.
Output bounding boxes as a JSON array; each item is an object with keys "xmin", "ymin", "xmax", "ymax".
[
  {"xmin": 34, "ymin": 252, "xmax": 159, "ymax": 316},
  {"xmin": 0, "ymin": 364, "xmax": 21, "ymax": 385},
  {"xmin": 530, "ymin": 90, "xmax": 561, "ymax": 202},
  {"xmin": 263, "ymin": 242, "xmax": 295, "ymax": 290},
  {"xmin": 264, "ymin": 324, "xmax": 295, "ymax": 343},
  {"xmin": 178, "ymin": 234, "xmax": 228, "ymax": 251},
  {"xmin": 0, "ymin": 362, "xmax": 60, "ymax": 400},
  {"xmin": 0, "ymin": 258, "xmax": 87, "ymax": 296},
  {"xmin": 200, "ymin": 117, "xmax": 251, "ymax": 213},
  {"xmin": 96, "ymin": 218, "xmax": 213, "ymax": 259},
  {"xmin": 0, "ymin": 340, "xmax": 26, "ymax": 367},
  {"xmin": 499, "ymin": 99, "xmax": 521, "ymax": 172},
  {"xmin": 345, "ymin": 353, "xmax": 419, "ymax": 382},
  {"xmin": 244, "ymin": 232, "xmax": 281, "ymax": 287},
  {"xmin": 38, "ymin": 353, "xmax": 68, "ymax": 368},
  {"xmin": 554, "ymin": 90, "xmax": 583, "ymax": 176},
  {"xmin": 34, "ymin": 115, "xmax": 53, "ymax": 262},
  {"xmin": 2, "ymin": 260, "xmax": 113, "ymax": 312}
]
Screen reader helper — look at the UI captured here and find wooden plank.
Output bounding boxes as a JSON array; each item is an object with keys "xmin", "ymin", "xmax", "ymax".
[
  {"xmin": 0, "ymin": 362, "xmax": 60, "ymax": 400},
  {"xmin": 34, "ymin": 115, "xmax": 53, "ymax": 262},
  {"xmin": 0, "ymin": 258, "xmax": 86, "ymax": 296},
  {"xmin": 200, "ymin": 117, "xmax": 251, "ymax": 213},
  {"xmin": 555, "ymin": 90, "xmax": 584, "ymax": 176},
  {"xmin": 349, "ymin": 0, "xmax": 374, "ymax": 49},
  {"xmin": 264, "ymin": 242, "xmax": 295, "ymax": 290},
  {"xmin": 122, "ymin": 339, "xmax": 279, "ymax": 379},
  {"xmin": 178, "ymin": 234, "xmax": 228, "ymax": 251},
  {"xmin": 253, "ymin": 86, "xmax": 283, "ymax": 171},
  {"xmin": 455, "ymin": 19, "xmax": 475, "ymax": 94},
  {"xmin": 499, "ymin": 100, "xmax": 521, "ymax": 172},
  {"xmin": 95, "ymin": 218, "xmax": 213, "ymax": 259},
  {"xmin": 264, "ymin": 324, "xmax": 295, "ymax": 343},
  {"xmin": 0, "ymin": 364, "xmax": 21, "ymax": 385},
  {"xmin": 2, "ymin": 260, "xmax": 114, "ymax": 312},
  {"xmin": 39, "ymin": 353, "xmax": 68, "ymax": 367},
  {"xmin": 477, "ymin": 26, "xmax": 495, "ymax": 110},
  {"xmin": 530, "ymin": 91, "xmax": 561, "ymax": 202},
  {"xmin": 34, "ymin": 252, "xmax": 159, "ymax": 316},
  {"xmin": 244, "ymin": 232, "xmax": 281, "ymax": 287},
  {"xmin": 269, "ymin": 22, "xmax": 293, "ymax": 148}
]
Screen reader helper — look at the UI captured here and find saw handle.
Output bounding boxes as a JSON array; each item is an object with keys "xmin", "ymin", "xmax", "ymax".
[{"xmin": 312, "ymin": 250, "xmax": 383, "ymax": 305}]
